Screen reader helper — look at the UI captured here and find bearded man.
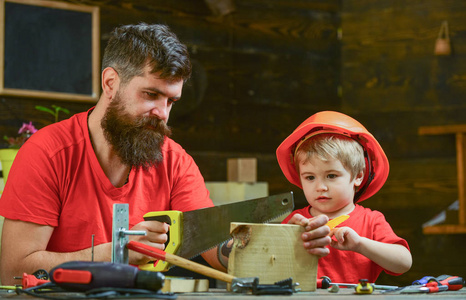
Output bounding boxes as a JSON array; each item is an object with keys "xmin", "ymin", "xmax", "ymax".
[
  {"xmin": 0, "ymin": 23, "xmax": 334, "ymax": 285},
  {"xmin": 0, "ymin": 24, "xmax": 223, "ymax": 284}
]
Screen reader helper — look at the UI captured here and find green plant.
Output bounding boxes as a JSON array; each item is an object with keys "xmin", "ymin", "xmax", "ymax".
[{"xmin": 35, "ymin": 105, "xmax": 70, "ymax": 123}]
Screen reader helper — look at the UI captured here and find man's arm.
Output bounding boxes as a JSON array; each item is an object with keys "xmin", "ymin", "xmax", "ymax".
[
  {"xmin": 201, "ymin": 247, "xmax": 227, "ymax": 272},
  {"xmin": 0, "ymin": 219, "xmax": 112, "ymax": 285},
  {"xmin": 0, "ymin": 219, "xmax": 171, "ymax": 285}
]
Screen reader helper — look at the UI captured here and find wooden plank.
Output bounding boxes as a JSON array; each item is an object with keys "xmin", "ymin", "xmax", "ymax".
[
  {"xmin": 205, "ymin": 182, "xmax": 268, "ymax": 206},
  {"xmin": 228, "ymin": 222, "xmax": 317, "ymax": 291},
  {"xmin": 423, "ymin": 225, "xmax": 466, "ymax": 234},
  {"xmin": 419, "ymin": 125, "xmax": 466, "ymax": 135},
  {"xmin": 161, "ymin": 278, "xmax": 209, "ymax": 293},
  {"xmin": 227, "ymin": 158, "xmax": 257, "ymax": 182},
  {"xmin": 457, "ymin": 133, "xmax": 466, "ymax": 225}
]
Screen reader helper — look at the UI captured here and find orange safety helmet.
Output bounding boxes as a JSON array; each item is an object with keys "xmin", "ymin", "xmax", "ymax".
[{"xmin": 276, "ymin": 111, "xmax": 389, "ymax": 202}]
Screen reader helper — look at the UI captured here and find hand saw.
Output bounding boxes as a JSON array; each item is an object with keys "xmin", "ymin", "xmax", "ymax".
[{"xmin": 139, "ymin": 191, "xmax": 294, "ymax": 271}]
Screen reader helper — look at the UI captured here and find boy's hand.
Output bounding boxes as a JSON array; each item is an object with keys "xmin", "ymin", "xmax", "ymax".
[
  {"xmin": 329, "ymin": 226, "xmax": 362, "ymax": 251},
  {"xmin": 287, "ymin": 214, "xmax": 331, "ymax": 257}
]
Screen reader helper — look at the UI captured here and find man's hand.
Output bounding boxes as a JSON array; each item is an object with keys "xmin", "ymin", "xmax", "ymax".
[
  {"xmin": 286, "ymin": 214, "xmax": 331, "ymax": 257},
  {"xmin": 128, "ymin": 221, "xmax": 169, "ymax": 265}
]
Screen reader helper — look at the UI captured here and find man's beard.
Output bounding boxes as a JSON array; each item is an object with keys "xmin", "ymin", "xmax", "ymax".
[{"xmin": 101, "ymin": 92, "xmax": 172, "ymax": 170}]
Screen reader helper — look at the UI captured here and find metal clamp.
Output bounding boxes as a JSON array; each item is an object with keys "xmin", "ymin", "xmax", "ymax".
[{"xmin": 111, "ymin": 204, "xmax": 146, "ymax": 264}]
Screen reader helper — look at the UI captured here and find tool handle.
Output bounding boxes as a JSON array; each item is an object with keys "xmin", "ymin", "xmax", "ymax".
[
  {"xmin": 127, "ymin": 241, "xmax": 236, "ymax": 284},
  {"xmin": 49, "ymin": 261, "xmax": 164, "ymax": 292},
  {"xmin": 316, "ymin": 276, "xmax": 331, "ymax": 289},
  {"xmin": 141, "ymin": 211, "xmax": 182, "ymax": 272},
  {"xmin": 437, "ymin": 276, "xmax": 464, "ymax": 291},
  {"xmin": 425, "ymin": 285, "xmax": 448, "ymax": 293},
  {"xmin": 326, "ymin": 215, "xmax": 349, "ymax": 230},
  {"xmin": 422, "ymin": 275, "xmax": 464, "ymax": 291}
]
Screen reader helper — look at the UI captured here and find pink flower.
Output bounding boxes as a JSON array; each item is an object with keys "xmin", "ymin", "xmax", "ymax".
[
  {"xmin": 18, "ymin": 121, "xmax": 38, "ymax": 135},
  {"xmin": 4, "ymin": 121, "xmax": 38, "ymax": 148}
]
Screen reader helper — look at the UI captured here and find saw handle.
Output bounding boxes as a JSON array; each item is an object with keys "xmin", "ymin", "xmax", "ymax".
[
  {"xmin": 139, "ymin": 210, "xmax": 182, "ymax": 272},
  {"xmin": 127, "ymin": 241, "xmax": 235, "ymax": 283}
]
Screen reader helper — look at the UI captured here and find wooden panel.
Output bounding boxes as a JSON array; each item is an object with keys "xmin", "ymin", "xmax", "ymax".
[
  {"xmin": 227, "ymin": 158, "xmax": 257, "ymax": 182},
  {"xmin": 228, "ymin": 222, "xmax": 318, "ymax": 291},
  {"xmin": 161, "ymin": 278, "xmax": 209, "ymax": 293},
  {"xmin": 340, "ymin": 0, "xmax": 466, "ymax": 285},
  {"xmin": 341, "ymin": 0, "xmax": 466, "ymax": 113}
]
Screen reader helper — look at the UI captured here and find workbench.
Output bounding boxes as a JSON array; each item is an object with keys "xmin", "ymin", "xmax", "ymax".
[
  {"xmin": 2, "ymin": 288, "xmax": 466, "ymax": 299},
  {"xmin": 178, "ymin": 288, "xmax": 465, "ymax": 299}
]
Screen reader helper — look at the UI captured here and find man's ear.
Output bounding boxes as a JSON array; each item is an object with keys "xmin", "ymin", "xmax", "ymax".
[
  {"xmin": 354, "ymin": 171, "xmax": 364, "ymax": 187},
  {"xmin": 101, "ymin": 67, "xmax": 119, "ymax": 98}
]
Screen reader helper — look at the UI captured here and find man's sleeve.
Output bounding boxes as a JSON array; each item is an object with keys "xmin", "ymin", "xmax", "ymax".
[
  {"xmin": 0, "ymin": 141, "xmax": 61, "ymax": 226},
  {"xmin": 168, "ymin": 150, "xmax": 213, "ymax": 212}
]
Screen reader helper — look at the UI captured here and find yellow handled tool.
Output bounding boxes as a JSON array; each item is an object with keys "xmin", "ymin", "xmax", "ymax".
[
  {"xmin": 326, "ymin": 214, "xmax": 350, "ymax": 230},
  {"xmin": 140, "ymin": 211, "xmax": 182, "ymax": 271}
]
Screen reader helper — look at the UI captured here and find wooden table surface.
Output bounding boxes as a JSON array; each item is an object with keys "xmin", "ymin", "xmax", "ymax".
[
  {"xmin": 176, "ymin": 288, "xmax": 466, "ymax": 299},
  {"xmin": 2, "ymin": 287, "xmax": 466, "ymax": 300}
]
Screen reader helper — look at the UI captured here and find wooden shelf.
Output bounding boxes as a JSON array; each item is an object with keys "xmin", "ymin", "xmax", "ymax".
[
  {"xmin": 419, "ymin": 125, "xmax": 466, "ymax": 234},
  {"xmin": 423, "ymin": 225, "xmax": 466, "ymax": 234}
]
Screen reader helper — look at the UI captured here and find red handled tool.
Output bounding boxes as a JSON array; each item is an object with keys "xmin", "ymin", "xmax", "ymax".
[
  {"xmin": 431, "ymin": 275, "xmax": 464, "ymax": 291},
  {"xmin": 412, "ymin": 275, "xmax": 464, "ymax": 291},
  {"xmin": 49, "ymin": 261, "xmax": 165, "ymax": 292},
  {"xmin": 401, "ymin": 284, "xmax": 448, "ymax": 293},
  {"xmin": 16, "ymin": 273, "xmax": 50, "ymax": 289}
]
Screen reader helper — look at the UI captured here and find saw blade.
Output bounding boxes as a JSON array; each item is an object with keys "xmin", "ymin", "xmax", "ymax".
[{"xmin": 177, "ymin": 191, "xmax": 294, "ymax": 260}]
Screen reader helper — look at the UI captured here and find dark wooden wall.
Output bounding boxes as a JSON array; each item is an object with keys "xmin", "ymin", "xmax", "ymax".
[
  {"xmin": 341, "ymin": 0, "xmax": 466, "ymax": 286},
  {"xmin": 1, "ymin": 0, "xmax": 465, "ymax": 286}
]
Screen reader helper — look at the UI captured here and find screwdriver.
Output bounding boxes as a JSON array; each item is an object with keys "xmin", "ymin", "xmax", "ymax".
[
  {"xmin": 401, "ymin": 285, "xmax": 448, "ymax": 293},
  {"xmin": 428, "ymin": 275, "xmax": 464, "ymax": 291},
  {"xmin": 49, "ymin": 261, "xmax": 165, "ymax": 292}
]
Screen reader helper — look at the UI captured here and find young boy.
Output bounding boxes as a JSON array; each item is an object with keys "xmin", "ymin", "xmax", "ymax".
[{"xmin": 276, "ymin": 111, "xmax": 412, "ymax": 284}]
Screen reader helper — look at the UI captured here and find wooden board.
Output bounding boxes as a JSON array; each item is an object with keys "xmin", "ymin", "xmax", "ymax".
[
  {"xmin": 228, "ymin": 222, "xmax": 318, "ymax": 291},
  {"xmin": 161, "ymin": 278, "xmax": 209, "ymax": 293},
  {"xmin": 227, "ymin": 158, "xmax": 257, "ymax": 183},
  {"xmin": 205, "ymin": 182, "xmax": 268, "ymax": 206}
]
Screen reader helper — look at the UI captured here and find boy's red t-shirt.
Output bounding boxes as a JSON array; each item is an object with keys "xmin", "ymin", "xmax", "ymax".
[
  {"xmin": 282, "ymin": 204, "xmax": 409, "ymax": 283},
  {"xmin": 0, "ymin": 110, "xmax": 213, "ymax": 252}
]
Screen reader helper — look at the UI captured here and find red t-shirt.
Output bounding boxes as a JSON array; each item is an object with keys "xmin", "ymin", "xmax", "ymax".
[
  {"xmin": 0, "ymin": 110, "xmax": 213, "ymax": 252},
  {"xmin": 282, "ymin": 204, "xmax": 409, "ymax": 283}
]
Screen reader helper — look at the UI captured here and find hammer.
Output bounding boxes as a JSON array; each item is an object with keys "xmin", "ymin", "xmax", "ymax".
[{"xmin": 126, "ymin": 241, "xmax": 295, "ymax": 294}]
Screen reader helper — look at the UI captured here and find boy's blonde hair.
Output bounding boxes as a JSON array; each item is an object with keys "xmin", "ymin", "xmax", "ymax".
[{"xmin": 294, "ymin": 134, "xmax": 365, "ymax": 180}]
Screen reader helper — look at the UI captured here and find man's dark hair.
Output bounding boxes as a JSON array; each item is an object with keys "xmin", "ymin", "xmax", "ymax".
[{"xmin": 102, "ymin": 23, "xmax": 191, "ymax": 84}]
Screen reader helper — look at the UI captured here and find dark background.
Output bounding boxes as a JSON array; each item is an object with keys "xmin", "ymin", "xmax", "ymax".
[{"xmin": 1, "ymin": 0, "xmax": 465, "ymax": 286}]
